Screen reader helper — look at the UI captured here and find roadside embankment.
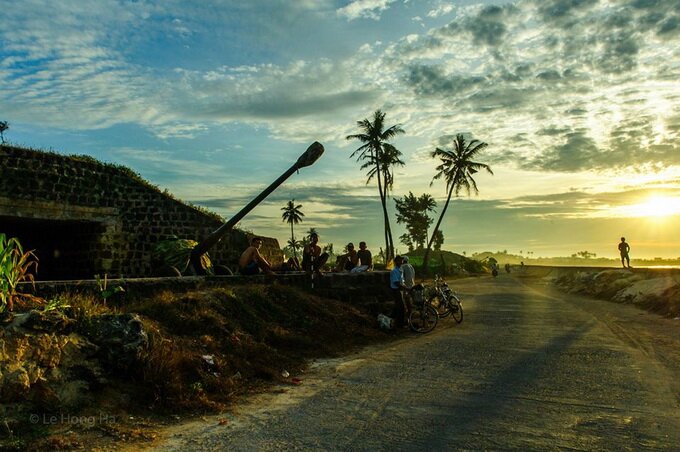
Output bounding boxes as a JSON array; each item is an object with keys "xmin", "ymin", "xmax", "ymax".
[
  {"xmin": 2, "ymin": 272, "xmax": 396, "ymax": 450},
  {"xmin": 515, "ymin": 265, "xmax": 680, "ymax": 318}
]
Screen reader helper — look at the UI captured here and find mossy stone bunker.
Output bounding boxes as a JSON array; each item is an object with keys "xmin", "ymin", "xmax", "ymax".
[{"xmin": 0, "ymin": 145, "xmax": 283, "ymax": 279}]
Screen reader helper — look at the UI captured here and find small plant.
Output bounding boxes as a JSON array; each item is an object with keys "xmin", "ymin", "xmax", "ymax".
[
  {"xmin": 0, "ymin": 233, "xmax": 43, "ymax": 312},
  {"xmin": 43, "ymin": 296, "xmax": 71, "ymax": 313},
  {"xmin": 95, "ymin": 274, "xmax": 125, "ymax": 301}
]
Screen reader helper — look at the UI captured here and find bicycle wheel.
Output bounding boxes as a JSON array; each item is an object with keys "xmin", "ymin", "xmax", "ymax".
[
  {"xmin": 450, "ymin": 294, "xmax": 463, "ymax": 323},
  {"xmin": 409, "ymin": 303, "xmax": 439, "ymax": 333},
  {"xmin": 429, "ymin": 294, "xmax": 452, "ymax": 318}
]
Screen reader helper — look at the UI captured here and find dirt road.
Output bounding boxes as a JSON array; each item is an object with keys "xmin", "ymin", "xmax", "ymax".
[{"xmin": 153, "ymin": 274, "xmax": 680, "ymax": 450}]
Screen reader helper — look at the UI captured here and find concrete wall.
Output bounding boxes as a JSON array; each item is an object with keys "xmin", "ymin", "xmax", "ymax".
[{"xmin": 0, "ymin": 145, "xmax": 283, "ymax": 279}]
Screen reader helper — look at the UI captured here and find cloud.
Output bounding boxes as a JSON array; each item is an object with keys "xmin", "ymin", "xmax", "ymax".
[
  {"xmin": 657, "ymin": 15, "xmax": 680, "ymax": 37},
  {"xmin": 502, "ymin": 184, "xmax": 680, "ymax": 219},
  {"xmin": 426, "ymin": 4, "xmax": 454, "ymax": 19},
  {"xmin": 336, "ymin": 0, "xmax": 398, "ymax": 21},
  {"xmin": 2, "ymin": 0, "xmax": 679, "ymax": 177},
  {"xmin": 377, "ymin": 0, "xmax": 680, "ymax": 173},
  {"xmin": 404, "ymin": 64, "xmax": 486, "ymax": 96},
  {"xmin": 467, "ymin": 5, "xmax": 511, "ymax": 46},
  {"xmin": 535, "ymin": 0, "xmax": 596, "ymax": 24},
  {"xmin": 188, "ymin": 181, "xmax": 386, "ymax": 245},
  {"xmin": 529, "ymin": 131, "xmax": 601, "ymax": 172}
]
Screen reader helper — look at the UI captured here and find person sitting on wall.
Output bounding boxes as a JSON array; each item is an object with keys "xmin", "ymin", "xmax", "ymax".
[
  {"xmin": 335, "ymin": 242, "xmax": 359, "ymax": 272},
  {"xmin": 351, "ymin": 241, "xmax": 373, "ymax": 273},
  {"xmin": 278, "ymin": 256, "xmax": 301, "ymax": 272},
  {"xmin": 239, "ymin": 237, "xmax": 275, "ymax": 275},
  {"xmin": 301, "ymin": 232, "xmax": 329, "ymax": 274}
]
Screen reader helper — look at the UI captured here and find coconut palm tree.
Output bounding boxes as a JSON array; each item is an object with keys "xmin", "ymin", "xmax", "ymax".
[
  {"xmin": 285, "ymin": 238, "xmax": 302, "ymax": 259},
  {"xmin": 422, "ymin": 134, "xmax": 493, "ymax": 271},
  {"xmin": 359, "ymin": 142, "xmax": 405, "ymax": 256},
  {"xmin": 347, "ymin": 110, "xmax": 405, "ymax": 261},
  {"xmin": 281, "ymin": 200, "xmax": 304, "ymax": 259}
]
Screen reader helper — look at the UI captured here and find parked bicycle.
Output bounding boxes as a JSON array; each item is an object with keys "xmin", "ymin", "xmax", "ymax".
[
  {"xmin": 428, "ymin": 275, "xmax": 463, "ymax": 323},
  {"xmin": 408, "ymin": 284, "xmax": 438, "ymax": 333}
]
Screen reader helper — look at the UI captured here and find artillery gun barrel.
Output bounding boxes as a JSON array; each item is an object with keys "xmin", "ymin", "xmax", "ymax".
[{"xmin": 189, "ymin": 142, "xmax": 324, "ymax": 273}]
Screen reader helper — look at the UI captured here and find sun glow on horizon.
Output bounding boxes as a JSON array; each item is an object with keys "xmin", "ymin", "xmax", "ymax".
[{"xmin": 610, "ymin": 196, "xmax": 680, "ymax": 219}]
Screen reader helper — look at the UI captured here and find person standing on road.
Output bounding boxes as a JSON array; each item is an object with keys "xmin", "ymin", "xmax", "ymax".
[
  {"xmin": 390, "ymin": 256, "xmax": 409, "ymax": 328},
  {"xmin": 401, "ymin": 256, "xmax": 416, "ymax": 323},
  {"xmin": 402, "ymin": 256, "xmax": 415, "ymax": 289},
  {"xmin": 618, "ymin": 237, "xmax": 631, "ymax": 268}
]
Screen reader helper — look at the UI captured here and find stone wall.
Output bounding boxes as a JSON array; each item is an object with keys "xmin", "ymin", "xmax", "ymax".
[
  {"xmin": 19, "ymin": 270, "xmax": 388, "ymax": 299},
  {"xmin": 0, "ymin": 145, "xmax": 283, "ymax": 279}
]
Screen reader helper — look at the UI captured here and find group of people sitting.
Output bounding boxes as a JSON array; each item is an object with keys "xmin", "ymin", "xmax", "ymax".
[
  {"xmin": 239, "ymin": 236, "xmax": 416, "ymax": 331},
  {"xmin": 333, "ymin": 241, "xmax": 373, "ymax": 273},
  {"xmin": 237, "ymin": 232, "xmax": 373, "ymax": 276}
]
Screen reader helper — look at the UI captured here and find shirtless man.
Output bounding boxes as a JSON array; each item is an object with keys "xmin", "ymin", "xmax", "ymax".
[
  {"xmin": 335, "ymin": 242, "xmax": 359, "ymax": 272},
  {"xmin": 239, "ymin": 237, "xmax": 275, "ymax": 275},
  {"xmin": 301, "ymin": 232, "xmax": 329, "ymax": 273}
]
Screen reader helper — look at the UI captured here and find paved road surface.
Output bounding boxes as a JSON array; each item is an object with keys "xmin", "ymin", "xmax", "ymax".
[{"xmin": 155, "ymin": 274, "xmax": 680, "ymax": 451}]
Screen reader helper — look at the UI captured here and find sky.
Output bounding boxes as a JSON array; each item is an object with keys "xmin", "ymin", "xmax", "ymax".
[{"xmin": 1, "ymin": 0, "xmax": 679, "ymax": 259}]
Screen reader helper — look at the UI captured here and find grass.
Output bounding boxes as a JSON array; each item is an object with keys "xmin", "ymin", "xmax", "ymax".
[
  {"xmin": 126, "ymin": 284, "xmax": 387, "ymax": 410},
  {"xmin": 3, "ymin": 283, "xmax": 392, "ymax": 450}
]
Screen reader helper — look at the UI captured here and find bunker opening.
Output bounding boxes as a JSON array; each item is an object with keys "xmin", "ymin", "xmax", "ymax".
[{"xmin": 1, "ymin": 216, "xmax": 106, "ymax": 280}]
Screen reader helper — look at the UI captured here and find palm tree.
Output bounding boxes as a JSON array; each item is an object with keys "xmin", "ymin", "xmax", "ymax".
[
  {"xmin": 281, "ymin": 200, "xmax": 304, "ymax": 259},
  {"xmin": 347, "ymin": 110, "xmax": 405, "ymax": 261},
  {"xmin": 286, "ymin": 238, "xmax": 302, "ymax": 258},
  {"xmin": 359, "ymin": 142, "xmax": 405, "ymax": 256},
  {"xmin": 422, "ymin": 134, "xmax": 493, "ymax": 271},
  {"xmin": 361, "ymin": 143, "xmax": 405, "ymax": 193}
]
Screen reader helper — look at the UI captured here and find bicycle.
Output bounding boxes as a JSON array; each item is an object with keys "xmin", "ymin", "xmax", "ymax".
[
  {"xmin": 407, "ymin": 284, "xmax": 438, "ymax": 333},
  {"xmin": 428, "ymin": 275, "xmax": 463, "ymax": 323}
]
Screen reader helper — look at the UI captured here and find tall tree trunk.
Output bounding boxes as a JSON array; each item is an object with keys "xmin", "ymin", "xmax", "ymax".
[
  {"xmin": 386, "ymin": 211, "xmax": 394, "ymax": 259},
  {"xmin": 374, "ymin": 149, "xmax": 391, "ymax": 263},
  {"xmin": 422, "ymin": 187, "xmax": 454, "ymax": 272},
  {"xmin": 290, "ymin": 222, "xmax": 297, "ymax": 259},
  {"xmin": 383, "ymin": 169, "xmax": 395, "ymax": 260},
  {"xmin": 380, "ymin": 181, "xmax": 391, "ymax": 261}
]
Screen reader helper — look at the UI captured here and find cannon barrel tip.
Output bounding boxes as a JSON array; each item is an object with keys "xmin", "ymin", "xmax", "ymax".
[{"xmin": 296, "ymin": 142, "xmax": 324, "ymax": 168}]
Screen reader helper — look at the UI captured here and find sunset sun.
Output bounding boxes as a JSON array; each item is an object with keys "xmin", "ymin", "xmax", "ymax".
[{"xmin": 614, "ymin": 196, "xmax": 680, "ymax": 219}]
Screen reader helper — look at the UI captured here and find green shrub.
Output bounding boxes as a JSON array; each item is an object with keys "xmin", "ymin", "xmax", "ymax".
[{"xmin": 463, "ymin": 259, "xmax": 485, "ymax": 274}]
